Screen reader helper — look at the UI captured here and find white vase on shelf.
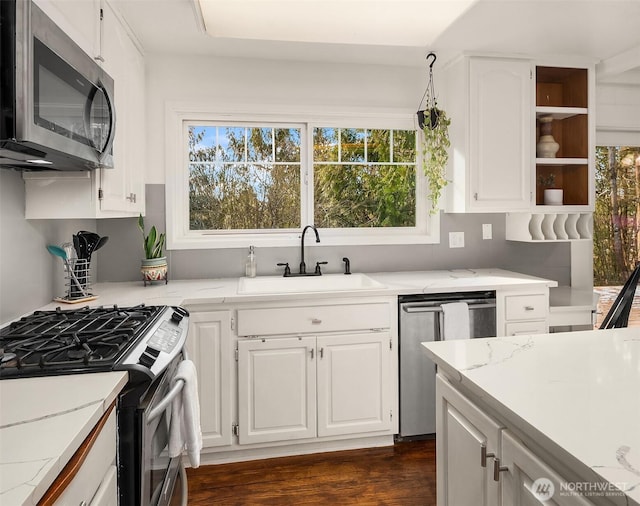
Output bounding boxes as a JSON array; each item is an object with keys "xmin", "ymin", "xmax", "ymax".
[
  {"xmin": 543, "ymin": 188, "xmax": 563, "ymax": 205},
  {"xmin": 536, "ymin": 115, "xmax": 560, "ymax": 158}
]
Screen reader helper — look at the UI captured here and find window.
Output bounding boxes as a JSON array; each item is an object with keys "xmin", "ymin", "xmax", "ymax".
[
  {"xmin": 188, "ymin": 125, "xmax": 302, "ymax": 230},
  {"xmin": 313, "ymin": 128, "xmax": 416, "ymax": 228},
  {"xmin": 166, "ymin": 107, "xmax": 436, "ymax": 249}
]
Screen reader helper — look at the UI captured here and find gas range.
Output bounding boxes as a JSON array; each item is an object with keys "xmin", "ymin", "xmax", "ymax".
[{"xmin": 0, "ymin": 304, "xmax": 190, "ymax": 382}]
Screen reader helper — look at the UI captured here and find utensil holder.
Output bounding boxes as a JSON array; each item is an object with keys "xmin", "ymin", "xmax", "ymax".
[{"xmin": 65, "ymin": 259, "xmax": 92, "ymax": 301}]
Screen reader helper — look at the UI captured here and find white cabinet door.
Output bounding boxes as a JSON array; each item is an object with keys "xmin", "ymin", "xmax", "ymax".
[
  {"xmin": 34, "ymin": 0, "xmax": 99, "ymax": 58},
  {"xmin": 188, "ymin": 311, "xmax": 233, "ymax": 448},
  {"xmin": 469, "ymin": 58, "xmax": 532, "ymax": 211},
  {"xmin": 501, "ymin": 430, "xmax": 595, "ymax": 506},
  {"xmin": 99, "ymin": 1, "xmax": 145, "ymax": 215},
  {"xmin": 238, "ymin": 337, "xmax": 317, "ymax": 444},
  {"xmin": 436, "ymin": 375, "xmax": 503, "ymax": 506},
  {"xmin": 446, "ymin": 57, "xmax": 532, "ymax": 213},
  {"xmin": 317, "ymin": 332, "xmax": 392, "ymax": 437}
]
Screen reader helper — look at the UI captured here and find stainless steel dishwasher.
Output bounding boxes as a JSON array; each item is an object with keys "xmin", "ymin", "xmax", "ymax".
[{"xmin": 398, "ymin": 291, "xmax": 496, "ymax": 438}]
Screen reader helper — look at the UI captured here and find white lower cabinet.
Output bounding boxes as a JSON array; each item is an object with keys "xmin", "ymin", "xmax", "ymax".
[
  {"xmin": 187, "ymin": 311, "xmax": 233, "ymax": 448},
  {"xmin": 437, "ymin": 374, "xmax": 596, "ymax": 506},
  {"xmin": 53, "ymin": 409, "xmax": 117, "ymax": 505},
  {"xmin": 238, "ymin": 331, "xmax": 392, "ymax": 445},
  {"xmin": 317, "ymin": 333, "xmax": 392, "ymax": 437},
  {"xmin": 498, "ymin": 289, "xmax": 550, "ymax": 336},
  {"xmin": 501, "ymin": 431, "xmax": 594, "ymax": 506},
  {"xmin": 238, "ymin": 336, "xmax": 317, "ymax": 445},
  {"xmin": 436, "ymin": 374, "xmax": 502, "ymax": 506}
]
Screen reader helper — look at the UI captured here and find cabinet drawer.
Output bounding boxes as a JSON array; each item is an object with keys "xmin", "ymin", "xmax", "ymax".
[
  {"xmin": 505, "ymin": 320, "xmax": 547, "ymax": 336},
  {"xmin": 54, "ymin": 409, "xmax": 116, "ymax": 505},
  {"xmin": 237, "ymin": 303, "xmax": 390, "ymax": 336},
  {"xmin": 505, "ymin": 294, "xmax": 547, "ymax": 320}
]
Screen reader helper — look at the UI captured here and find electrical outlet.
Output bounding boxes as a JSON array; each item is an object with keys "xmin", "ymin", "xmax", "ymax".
[
  {"xmin": 449, "ymin": 231, "xmax": 465, "ymax": 248},
  {"xmin": 482, "ymin": 224, "xmax": 492, "ymax": 240}
]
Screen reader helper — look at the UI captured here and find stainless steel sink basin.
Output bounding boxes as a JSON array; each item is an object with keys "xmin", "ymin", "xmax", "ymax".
[{"xmin": 237, "ymin": 273, "xmax": 386, "ymax": 294}]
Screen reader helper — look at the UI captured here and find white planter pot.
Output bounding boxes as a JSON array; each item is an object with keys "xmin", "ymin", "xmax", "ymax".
[{"xmin": 543, "ymin": 189, "xmax": 563, "ymax": 206}]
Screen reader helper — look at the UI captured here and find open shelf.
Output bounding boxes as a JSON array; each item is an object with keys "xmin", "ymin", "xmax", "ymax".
[{"xmin": 535, "ymin": 65, "xmax": 590, "ymax": 208}]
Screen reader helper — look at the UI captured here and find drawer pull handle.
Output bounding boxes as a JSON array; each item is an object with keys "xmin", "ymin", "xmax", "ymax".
[
  {"xmin": 311, "ymin": 318, "xmax": 322, "ymax": 324},
  {"xmin": 480, "ymin": 444, "xmax": 495, "ymax": 467},
  {"xmin": 493, "ymin": 458, "xmax": 508, "ymax": 481},
  {"xmin": 524, "ymin": 306, "xmax": 535, "ymax": 311}
]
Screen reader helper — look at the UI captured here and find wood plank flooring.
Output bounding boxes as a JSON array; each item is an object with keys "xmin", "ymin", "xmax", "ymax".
[{"xmin": 186, "ymin": 439, "xmax": 436, "ymax": 505}]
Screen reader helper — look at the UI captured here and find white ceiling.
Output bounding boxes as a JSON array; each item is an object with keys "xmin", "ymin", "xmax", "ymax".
[{"xmin": 113, "ymin": 0, "xmax": 640, "ymax": 76}]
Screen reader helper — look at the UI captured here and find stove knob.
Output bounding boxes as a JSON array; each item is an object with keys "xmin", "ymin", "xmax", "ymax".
[{"xmin": 171, "ymin": 307, "xmax": 189, "ymax": 323}]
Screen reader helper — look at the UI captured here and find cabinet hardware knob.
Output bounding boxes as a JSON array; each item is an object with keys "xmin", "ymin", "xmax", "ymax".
[
  {"xmin": 310, "ymin": 348, "xmax": 314, "ymax": 359},
  {"xmin": 524, "ymin": 306, "xmax": 535, "ymax": 311},
  {"xmin": 493, "ymin": 457, "xmax": 508, "ymax": 481},
  {"xmin": 311, "ymin": 318, "xmax": 322, "ymax": 324},
  {"xmin": 126, "ymin": 192, "xmax": 136, "ymax": 203},
  {"xmin": 320, "ymin": 347, "xmax": 324, "ymax": 359},
  {"xmin": 480, "ymin": 444, "xmax": 495, "ymax": 467},
  {"xmin": 474, "ymin": 192, "xmax": 478, "ymax": 200}
]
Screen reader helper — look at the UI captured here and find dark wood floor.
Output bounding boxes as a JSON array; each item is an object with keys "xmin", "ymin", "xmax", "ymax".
[{"xmin": 187, "ymin": 439, "xmax": 436, "ymax": 505}]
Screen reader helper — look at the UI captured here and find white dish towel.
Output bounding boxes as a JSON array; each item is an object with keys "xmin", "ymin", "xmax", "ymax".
[
  {"xmin": 441, "ymin": 302, "xmax": 471, "ymax": 340},
  {"xmin": 169, "ymin": 359, "xmax": 202, "ymax": 468}
]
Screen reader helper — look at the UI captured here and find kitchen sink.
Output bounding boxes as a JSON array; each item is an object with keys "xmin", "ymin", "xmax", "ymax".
[{"xmin": 237, "ymin": 273, "xmax": 386, "ymax": 294}]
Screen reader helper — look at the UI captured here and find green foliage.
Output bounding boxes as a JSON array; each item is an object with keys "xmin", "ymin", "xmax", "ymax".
[
  {"xmin": 188, "ymin": 126, "xmax": 417, "ymax": 230},
  {"xmin": 593, "ymin": 146, "xmax": 640, "ymax": 285},
  {"xmin": 421, "ymin": 108, "xmax": 451, "ymax": 215},
  {"xmin": 138, "ymin": 214, "xmax": 165, "ymax": 259}
]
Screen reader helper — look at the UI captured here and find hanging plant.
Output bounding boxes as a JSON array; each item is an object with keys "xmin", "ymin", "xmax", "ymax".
[
  {"xmin": 422, "ymin": 111, "xmax": 451, "ymax": 214},
  {"xmin": 416, "ymin": 52, "xmax": 451, "ymax": 215}
]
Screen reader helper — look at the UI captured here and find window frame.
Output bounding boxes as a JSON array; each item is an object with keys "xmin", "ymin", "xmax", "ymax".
[{"xmin": 165, "ymin": 102, "xmax": 439, "ymax": 250}]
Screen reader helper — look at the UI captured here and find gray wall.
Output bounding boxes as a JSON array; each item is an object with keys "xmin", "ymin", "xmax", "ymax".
[
  {"xmin": 0, "ymin": 170, "xmax": 97, "ymax": 324},
  {"xmin": 97, "ymin": 184, "xmax": 572, "ymax": 285},
  {"xmin": 0, "ymin": 171, "xmax": 571, "ymax": 326}
]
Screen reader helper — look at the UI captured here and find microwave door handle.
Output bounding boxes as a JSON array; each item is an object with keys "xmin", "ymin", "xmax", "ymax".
[
  {"xmin": 147, "ymin": 377, "xmax": 185, "ymax": 423},
  {"xmin": 98, "ymin": 80, "xmax": 116, "ymax": 161}
]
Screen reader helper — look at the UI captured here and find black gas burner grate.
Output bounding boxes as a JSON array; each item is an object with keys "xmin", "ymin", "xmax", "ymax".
[{"xmin": 0, "ymin": 304, "xmax": 165, "ymax": 378}]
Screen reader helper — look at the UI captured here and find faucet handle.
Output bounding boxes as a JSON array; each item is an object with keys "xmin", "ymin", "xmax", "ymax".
[
  {"xmin": 315, "ymin": 261, "xmax": 328, "ymax": 275},
  {"xmin": 276, "ymin": 262, "xmax": 291, "ymax": 277}
]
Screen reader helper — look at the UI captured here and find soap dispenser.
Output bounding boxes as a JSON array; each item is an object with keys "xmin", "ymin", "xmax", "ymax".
[{"xmin": 245, "ymin": 245, "xmax": 257, "ymax": 278}]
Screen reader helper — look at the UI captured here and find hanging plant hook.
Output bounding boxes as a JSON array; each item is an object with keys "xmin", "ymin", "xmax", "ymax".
[
  {"xmin": 417, "ymin": 52, "xmax": 440, "ymax": 130},
  {"xmin": 426, "ymin": 52, "xmax": 437, "ymax": 70}
]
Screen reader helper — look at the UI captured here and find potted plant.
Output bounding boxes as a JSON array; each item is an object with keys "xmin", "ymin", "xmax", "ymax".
[
  {"xmin": 538, "ymin": 174, "xmax": 563, "ymax": 206},
  {"xmin": 138, "ymin": 214, "xmax": 168, "ymax": 285},
  {"xmin": 416, "ymin": 52, "xmax": 451, "ymax": 214}
]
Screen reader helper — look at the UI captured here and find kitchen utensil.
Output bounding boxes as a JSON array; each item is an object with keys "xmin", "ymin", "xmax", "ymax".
[
  {"xmin": 94, "ymin": 235, "xmax": 109, "ymax": 252},
  {"xmin": 47, "ymin": 245, "xmax": 87, "ymax": 297}
]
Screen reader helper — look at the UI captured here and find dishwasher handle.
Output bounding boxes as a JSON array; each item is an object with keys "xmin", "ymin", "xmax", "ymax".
[{"xmin": 402, "ymin": 302, "xmax": 496, "ymax": 313}]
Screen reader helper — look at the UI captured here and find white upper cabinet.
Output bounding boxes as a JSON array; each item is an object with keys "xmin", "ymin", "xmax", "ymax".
[
  {"xmin": 444, "ymin": 57, "xmax": 532, "ymax": 213},
  {"xmin": 24, "ymin": 0, "xmax": 145, "ymax": 219}
]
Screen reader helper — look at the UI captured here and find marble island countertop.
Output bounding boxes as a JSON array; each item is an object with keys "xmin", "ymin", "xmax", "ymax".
[
  {"xmin": 422, "ymin": 328, "xmax": 640, "ymax": 506},
  {"xmin": 0, "ymin": 372, "xmax": 128, "ymax": 506}
]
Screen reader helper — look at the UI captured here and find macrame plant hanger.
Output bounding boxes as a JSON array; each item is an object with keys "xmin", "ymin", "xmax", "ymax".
[{"xmin": 417, "ymin": 52, "xmax": 439, "ymax": 130}]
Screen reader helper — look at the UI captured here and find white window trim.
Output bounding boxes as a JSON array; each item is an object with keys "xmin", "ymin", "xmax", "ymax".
[{"xmin": 165, "ymin": 101, "xmax": 440, "ymax": 250}]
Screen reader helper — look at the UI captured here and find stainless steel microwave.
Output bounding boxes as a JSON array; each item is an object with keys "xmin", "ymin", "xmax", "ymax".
[{"xmin": 0, "ymin": 0, "xmax": 115, "ymax": 171}]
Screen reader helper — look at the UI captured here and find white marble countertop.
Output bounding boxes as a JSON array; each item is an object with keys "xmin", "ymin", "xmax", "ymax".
[
  {"xmin": 0, "ymin": 372, "xmax": 128, "ymax": 506},
  {"xmin": 422, "ymin": 328, "xmax": 640, "ymax": 506},
  {"xmin": 34, "ymin": 268, "xmax": 557, "ymax": 311}
]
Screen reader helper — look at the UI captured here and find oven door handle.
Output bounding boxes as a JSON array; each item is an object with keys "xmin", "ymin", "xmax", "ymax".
[{"xmin": 147, "ymin": 377, "xmax": 185, "ymax": 423}]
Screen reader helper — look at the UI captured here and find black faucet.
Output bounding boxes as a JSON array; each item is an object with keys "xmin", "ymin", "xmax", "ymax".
[
  {"xmin": 342, "ymin": 257, "xmax": 351, "ymax": 275},
  {"xmin": 299, "ymin": 225, "xmax": 320, "ymax": 274}
]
